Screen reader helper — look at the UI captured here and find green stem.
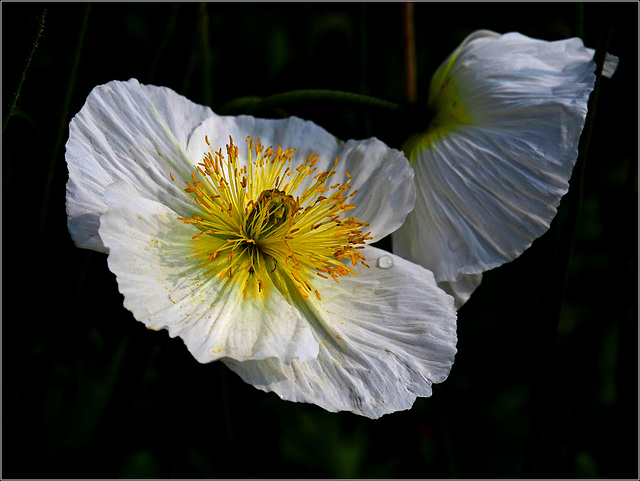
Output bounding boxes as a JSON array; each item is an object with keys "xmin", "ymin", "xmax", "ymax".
[
  {"xmin": 38, "ymin": 4, "xmax": 91, "ymax": 233},
  {"xmin": 359, "ymin": 3, "xmax": 368, "ymax": 96},
  {"xmin": 147, "ymin": 4, "xmax": 179, "ymax": 81},
  {"xmin": 218, "ymin": 89, "xmax": 404, "ymax": 116},
  {"xmin": 521, "ymin": 6, "xmax": 616, "ymax": 476},
  {"xmin": 359, "ymin": 4, "xmax": 373, "ymax": 138},
  {"xmin": 220, "ymin": 366, "xmax": 235, "ymax": 459},
  {"xmin": 3, "ymin": 8, "xmax": 46, "ymax": 133},
  {"xmin": 402, "ymin": 2, "xmax": 417, "ymax": 105},
  {"xmin": 218, "ymin": 96, "xmax": 264, "ymax": 115},
  {"xmin": 576, "ymin": 7, "xmax": 616, "ymax": 177},
  {"xmin": 200, "ymin": 3, "xmax": 213, "ymax": 107},
  {"xmin": 576, "ymin": 3, "xmax": 585, "ymax": 40},
  {"xmin": 434, "ymin": 393, "xmax": 458, "ymax": 477}
]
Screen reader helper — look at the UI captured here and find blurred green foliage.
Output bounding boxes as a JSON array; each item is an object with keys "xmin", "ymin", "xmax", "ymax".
[{"xmin": 3, "ymin": 2, "xmax": 637, "ymax": 478}]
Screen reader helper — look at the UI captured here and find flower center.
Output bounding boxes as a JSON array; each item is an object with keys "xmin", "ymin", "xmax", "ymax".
[
  {"xmin": 172, "ymin": 135, "xmax": 372, "ymax": 302},
  {"xmin": 246, "ymin": 189, "xmax": 296, "ymax": 240}
]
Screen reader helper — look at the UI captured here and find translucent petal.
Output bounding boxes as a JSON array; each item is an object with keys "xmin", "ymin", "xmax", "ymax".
[
  {"xmin": 223, "ymin": 247, "xmax": 457, "ymax": 419},
  {"xmin": 602, "ymin": 53, "xmax": 619, "ymax": 78},
  {"xmin": 187, "ymin": 116, "xmax": 414, "ymax": 242},
  {"xmin": 98, "ymin": 182, "xmax": 319, "ymax": 365},
  {"xmin": 393, "ymin": 31, "xmax": 617, "ymax": 282},
  {"xmin": 437, "ymin": 274, "xmax": 483, "ymax": 310},
  {"xmin": 65, "ymin": 79, "xmax": 213, "ymax": 252}
]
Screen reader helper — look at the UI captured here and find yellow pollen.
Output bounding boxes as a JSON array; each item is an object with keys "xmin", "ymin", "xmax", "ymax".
[{"xmin": 173, "ymin": 134, "xmax": 371, "ymax": 302}]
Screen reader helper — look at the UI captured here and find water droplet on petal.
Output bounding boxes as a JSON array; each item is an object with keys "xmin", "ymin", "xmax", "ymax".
[{"xmin": 377, "ymin": 255, "xmax": 394, "ymax": 269}]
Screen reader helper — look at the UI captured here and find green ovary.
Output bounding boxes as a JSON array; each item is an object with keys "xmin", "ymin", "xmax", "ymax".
[{"xmin": 247, "ymin": 189, "xmax": 296, "ymax": 240}]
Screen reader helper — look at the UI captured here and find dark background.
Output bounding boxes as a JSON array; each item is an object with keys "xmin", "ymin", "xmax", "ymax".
[{"xmin": 3, "ymin": 2, "xmax": 637, "ymax": 478}]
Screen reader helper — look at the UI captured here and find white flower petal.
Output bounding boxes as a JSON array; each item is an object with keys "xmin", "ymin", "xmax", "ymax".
[
  {"xmin": 68, "ymin": 79, "xmax": 443, "ymax": 418},
  {"xmin": 186, "ymin": 116, "xmax": 414, "ymax": 242},
  {"xmin": 602, "ymin": 53, "xmax": 619, "ymax": 78},
  {"xmin": 223, "ymin": 247, "xmax": 457, "ymax": 419},
  {"xmin": 336, "ymin": 139, "xmax": 415, "ymax": 241},
  {"xmin": 65, "ymin": 79, "xmax": 213, "ymax": 252},
  {"xmin": 393, "ymin": 31, "xmax": 617, "ymax": 282},
  {"xmin": 98, "ymin": 182, "xmax": 319, "ymax": 365},
  {"xmin": 437, "ymin": 274, "xmax": 482, "ymax": 310}
]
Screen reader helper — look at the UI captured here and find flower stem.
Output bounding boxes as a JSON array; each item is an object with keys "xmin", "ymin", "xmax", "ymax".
[
  {"xmin": 218, "ymin": 89, "xmax": 404, "ymax": 116},
  {"xmin": 199, "ymin": 3, "xmax": 213, "ymax": 107},
  {"xmin": 3, "ymin": 8, "xmax": 46, "ymax": 133},
  {"xmin": 147, "ymin": 4, "xmax": 179, "ymax": 81},
  {"xmin": 359, "ymin": 4, "xmax": 373, "ymax": 138},
  {"xmin": 38, "ymin": 4, "xmax": 91, "ymax": 234},
  {"xmin": 217, "ymin": 96, "xmax": 263, "ymax": 115},
  {"xmin": 359, "ymin": 3, "xmax": 369, "ymax": 96},
  {"xmin": 220, "ymin": 366, "xmax": 235, "ymax": 459},
  {"xmin": 521, "ymin": 6, "xmax": 617, "ymax": 476},
  {"xmin": 402, "ymin": 2, "xmax": 417, "ymax": 105},
  {"xmin": 576, "ymin": 2, "xmax": 585, "ymax": 40}
]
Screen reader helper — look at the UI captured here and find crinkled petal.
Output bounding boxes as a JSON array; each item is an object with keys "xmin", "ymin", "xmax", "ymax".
[
  {"xmin": 65, "ymin": 79, "xmax": 213, "ymax": 252},
  {"xmin": 223, "ymin": 247, "xmax": 457, "ymax": 419},
  {"xmin": 601, "ymin": 53, "xmax": 619, "ymax": 78},
  {"xmin": 437, "ymin": 274, "xmax": 482, "ymax": 310},
  {"xmin": 98, "ymin": 182, "xmax": 319, "ymax": 365},
  {"xmin": 393, "ymin": 31, "xmax": 618, "ymax": 282},
  {"xmin": 186, "ymin": 116, "xmax": 414, "ymax": 242},
  {"xmin": 335, "ymin": 139, "xmax": 414, "ymax": 241}
]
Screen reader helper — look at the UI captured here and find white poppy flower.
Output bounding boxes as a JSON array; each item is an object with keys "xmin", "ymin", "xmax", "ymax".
[
  {"xmin": 65, "ymin": 79, "xmax": 457, "ymax": 419},
  {"xmin": 392, "ymin": 30, "xmax": 619, "ymax": 306}
]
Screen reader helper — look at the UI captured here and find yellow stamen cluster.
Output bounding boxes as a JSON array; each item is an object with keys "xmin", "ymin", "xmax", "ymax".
[{"xmin": 172, "ymin": 135, "xmax": 372, "ymax": 301}]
